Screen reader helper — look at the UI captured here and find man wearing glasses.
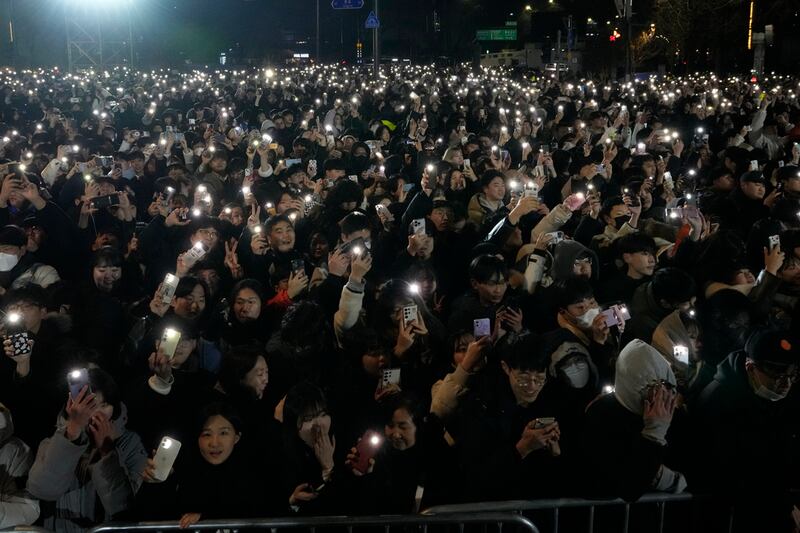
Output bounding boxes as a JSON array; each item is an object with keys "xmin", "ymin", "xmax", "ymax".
[{"xmin": 693, "ymin": 329, "xmax": 799, "ymax": 532}]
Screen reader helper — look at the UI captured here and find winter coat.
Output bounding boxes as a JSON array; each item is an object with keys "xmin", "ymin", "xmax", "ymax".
[
  {"xmin": 0, "ymin": 404, "xmax": 39, "ymax": 529},
  {"xmin": 26, "ymin": 405, "xmax": 148, "ymax": 532},
  {"xmin": 691, "ymin": 351, "xmax": 800, "ymax": 532}
]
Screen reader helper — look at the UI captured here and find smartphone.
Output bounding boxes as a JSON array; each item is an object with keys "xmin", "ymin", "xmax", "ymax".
[
  {"xmin": 564, "ymin": 193, "xmax": 586, "ymax": 211},
  {"xmin": 411, "ymin": 218, "xmax": 426, "ymax": 235},
  {"xmin": 402, "ymin": 183, "xmax": 415, "ymax": 192},
  {"xmin": 601, "ymin": 308, "xmax": 621, "ymax": 327},
  {"xmin": 375, "ymin": 203, "xmax": 391, "ymax": 219},
  {"xmin": 285, "ymin": 158, "xmax": 302, "ymax": 167},
  {"xmin": 768, "ymin": 235, "xmax": 780, "ymax": 251},
  {"xmin": 152, "ymin": 437, "xmax": 182, "ymax": 482},
  {"xmin": 4, "ymin": 313, "xmax": 30, "ymax": 357},
  {"xmin": 67, "ymin": 368, "xmax": 90, "ymax": 399},
  {"xmin": 602, "ymin": 304, "xmax": 631, "ymax": 327},
  {"xmin": 307, "ymin": 159, "xmax": 317, "ymax": 176},
  {"xmin": 473, "ymin": 318, "xmax": 491, "ymax": 338},
  {"xmin": 160, "ymin": 328, "xmax": 181, "ymax": 360},
  {"xmin": 402, "ymin": 305, "xmax": 418, "ymax": 326},
  {"xmin": 749, "ymin": 160, "xmax": 759, "ymax": 171},
  {"xmin": 523, "ymin": 181, "xmax": 539, "ymax": 198},
  {"xmin": 268, "ymin": 143, "xmax": 279, "ymax": 150},
  {"xmin": 673, "ymin": 345, "xmax": 690, "ymax": 366},
  {"xmin": 342, "ymin": 236, "xmax": 367, "ymax": 258},
  {"xmin": 183, "ymin": 241, "xmax": 208, "ymax": 266},
  {"xmin": 90, "ymin": 194, "xmax": 120, "ymax": 210},
  {"xmin": 463, "ymin": 158, "xmax": 471, "ymax": 169},
  {"xmin": 291, "ymin": 259, "xmax": 305, "ymax": 275},
  {"xmin": 381, "ymin": 368, "xmax": 401, "ymax": 389},
  {"xmin": 533, "ymin": 417, "xmax": 556, "ymax": 429},
  {"xmin": 353, "ymin": 431, "xmax": 384, "ymax": 475},
  {"xmin": 188, "ymin": 118, "xmax": 196, "ymax": 125},
  {"xmin": 160, "ymin": 273, "xmax": 179, "ymax": 304},
  {"xmin": 545, "ymin": 231, "xmax": 564, "ymax": 244},
  {"xmin": 97, "ymin": 156, "xmax": 114, "ymax": 168}
]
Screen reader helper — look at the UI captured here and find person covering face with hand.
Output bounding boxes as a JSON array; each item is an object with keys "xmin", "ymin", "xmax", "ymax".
[{"xmin": 582, "ymin": 339, "xmax": 685, "ymax": 501}]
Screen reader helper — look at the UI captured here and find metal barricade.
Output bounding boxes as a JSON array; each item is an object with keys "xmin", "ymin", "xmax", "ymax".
[
  {"xmin": 0, "ymin": 526, "xmax": 51, "ymax": 533},
  {"xmin": 87, "ymin": 512, "xmax": 540, "ymax": 533},
  {"xmin": 422, "ymin": 493, "xmax": 731, "ymax": 533}
]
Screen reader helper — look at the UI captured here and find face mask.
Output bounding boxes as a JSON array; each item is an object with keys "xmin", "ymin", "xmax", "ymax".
[
  {"xmin": 562, "ymin": 360, "xmax": 590, "ymax": 388},
  {"xmin": 613, "ymin": 215, "xmax": 629, "ymax": 230},
  {"xmin": 121, "ymin": 167, "xmax": 135, "ymax": 180},
  {"xmin": 753, "ymin": 373, "xmax": 788, "ymax": 402},
  {"xmin": 0, "ymin": 252, "xmax": 19, "ymax": 272},
  {"xmin": 574, "ymin": 307, "xmax": 600, "ymax": 330}
]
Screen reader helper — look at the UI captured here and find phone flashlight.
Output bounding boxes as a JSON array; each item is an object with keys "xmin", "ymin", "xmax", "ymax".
[{"xmin": 408, "ymin": 282, "xmax": 420, "ymax": 294}]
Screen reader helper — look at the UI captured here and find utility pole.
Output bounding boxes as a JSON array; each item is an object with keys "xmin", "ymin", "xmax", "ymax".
[
  {"xmin": 625, "ymin": 0, "xmax": 632, "ymax": 81},
  {"xmin": 373, "ymin": 0, "xmax": 380, "ymax": 77}
]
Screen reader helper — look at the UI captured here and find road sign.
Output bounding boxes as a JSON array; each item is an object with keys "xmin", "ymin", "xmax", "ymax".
[
  {"xmin": 365, "ymin": 11, "xmax": 380, "ymax": 29},
  {"xmin": 331, "ymin": 0, "xmax": 364, "ymax": 9},
  {"xmin": 476, "ymin": 28, "xmax": 517, "ymax": 41}
]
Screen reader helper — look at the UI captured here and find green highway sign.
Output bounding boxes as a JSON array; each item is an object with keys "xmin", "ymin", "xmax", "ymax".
[{"xmin": 476, "ymin": 28, "xmax": 518, "ymax": 41}]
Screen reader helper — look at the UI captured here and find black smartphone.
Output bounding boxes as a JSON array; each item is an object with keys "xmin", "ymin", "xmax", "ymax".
[
  {"xmin": 4, "ymin": 312, "xmax": 30, "ymax": 357},
  {"xmin": 90, "ymin": 194, "xmax": 120, "ymax": 210}
]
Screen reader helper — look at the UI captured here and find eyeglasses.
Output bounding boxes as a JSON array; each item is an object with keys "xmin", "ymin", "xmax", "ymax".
[
  {"xmin": 574, "ymin": 258, "xmax": 592, "ymax": 266},
  {"xmin": 196, "ymin": 228, "xmax": 218, "ymax": 238},
  {"xmin": 512, "ymin": 371, "xmax": 547, "ymax": 388},
  {"xmin": 756, "ymin": 363, "xmax": 799, "ymax": 384}
]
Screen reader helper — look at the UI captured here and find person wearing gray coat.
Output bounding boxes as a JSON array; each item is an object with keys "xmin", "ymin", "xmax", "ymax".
[
  {"xmin": 0, "ymin": 403, "xmax": 39, "ymax": 529},
  {"xmin": 26, "ymin": 368, "xmax": 147, "ymax": 532}
]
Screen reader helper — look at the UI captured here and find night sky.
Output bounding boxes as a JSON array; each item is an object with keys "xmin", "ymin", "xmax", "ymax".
[{"xmin": 0, "ymin": 0, "xmax": 625, "ymax": 67}]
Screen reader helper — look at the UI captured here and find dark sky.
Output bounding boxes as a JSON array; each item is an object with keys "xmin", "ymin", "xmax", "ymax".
[{"xmin": 0, "ymin": 0, "xmax": 623, "ymax": 67}]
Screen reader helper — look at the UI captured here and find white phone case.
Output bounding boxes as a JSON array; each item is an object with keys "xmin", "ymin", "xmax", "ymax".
[
  {"xmin": 160, "ymin": 328, "xmax": 181, "ymax": 360},
  {"xmin": 402, "ymin": 305, "xmax": 418, "ymax": 326},
  {"xmin": 381, "ymin": 368, "xmax": 401, "ymax": 388},
  {"xmin": 153, "ymin": 437, "xmax": 181, "ymax": 481},
  {"xmin": 160, "ymin": 273, "xmax": 179, "ymax": 304}
]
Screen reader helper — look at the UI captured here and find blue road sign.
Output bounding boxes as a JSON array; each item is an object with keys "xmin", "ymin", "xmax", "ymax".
[
  {"xmin": 365, "ymin": 11, "xmax": 380, "ymax": 29},
  {"xmin": 331, "ymin": 0, "xmax": 364, "ymax": 9}
]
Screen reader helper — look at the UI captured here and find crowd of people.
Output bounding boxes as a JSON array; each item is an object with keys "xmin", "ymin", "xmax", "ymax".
[{"xmin": 0, "ymin": 63, "xmax": 797, "ymax": 532}]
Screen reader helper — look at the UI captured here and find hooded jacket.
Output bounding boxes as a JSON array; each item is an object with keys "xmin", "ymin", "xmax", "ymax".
[
  {"xmin": 582, "ymin": 340, "xmax": 684, "ymax": 502},
  {"xmin": 0, "ymin": 404, "xmax": 40, "ymax": 529},
  {"xmin": 26, "ymin": 404, "xmax": 148, "ymax": 533}
]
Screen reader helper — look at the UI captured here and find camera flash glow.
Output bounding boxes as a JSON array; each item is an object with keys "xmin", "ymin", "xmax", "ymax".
[
  {"xmin": 369, "ymin": 435, "xmax": 381, "ymax": 446},
  {"xmin": 164, "ymin": 328, "xmax": 178, "ymax": 339},
  {"xmin": 241, "ymin": 186, "xmax": 251, "ymax": 195},
  {"xmin": 288, "ymin": 213, "xmax": 297, "ymax": 221},
  {"xmin": 409, "ymin": 282, "xmax": 420, "ymax": 294},
  {"xmin": 304, "ymin": 195, "xmax": 312, "ymax": 203},
  {"xmin": 197, "ymin": 185, "xmax": 207, "ymax": 193},
  {"xmin": 352, "ymin": 245, "xmax": 362, "ymax": 256},
  {"xmin": 162, "ymin": 438, "xmax": 173, "ymax": 449},
  {"xmin": 224, "ymin": 207, "xmax": 232, "ymax": 214},
  {"xmin": 69, "ymin": 370, "xmax": 82, "ymax": 379},
  {"xmin": 603, "ymin": 385, "xmax": 615, "ymax": 394},
  {"xmin": 7, "ymin": 312, "xmax": 20, "ymax": 323},
  {"xmin": 192, "ymin": 208, "xmax": 201, "ymax": 218}
]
